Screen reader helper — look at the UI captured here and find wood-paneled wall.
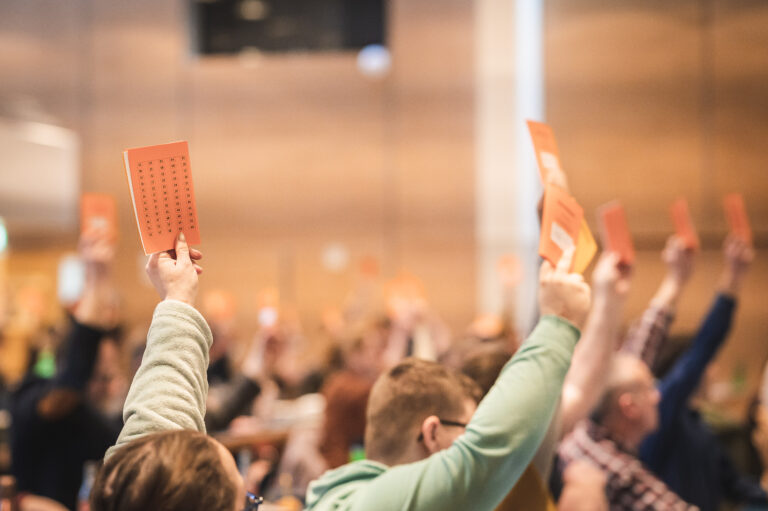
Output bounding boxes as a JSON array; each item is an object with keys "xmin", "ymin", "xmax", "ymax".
[
  {"xmin": 0, "ymin": 0, "xmax": 475, "ymax": 341},
  {"xmin": 2, "ymin": 0, "xmax": 768, "ymax": 417},
  {"xmin": 546, "ymin": 0, "xmax": 768, "ymax": 416}
]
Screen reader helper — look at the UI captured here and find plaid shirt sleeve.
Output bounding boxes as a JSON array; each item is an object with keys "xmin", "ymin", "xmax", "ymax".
[{"xmin": 620, "ymin": 304, "xmax": 675, "ymax": 370}]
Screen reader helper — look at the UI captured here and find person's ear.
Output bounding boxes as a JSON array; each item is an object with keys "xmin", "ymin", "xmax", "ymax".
[
  {"xmin": 420, "ymin": 415, "xmax": 441, "ymax": 455},
  {"xmin": 617, "ymin": 392, "xmax": 636, "ymax": 419}
]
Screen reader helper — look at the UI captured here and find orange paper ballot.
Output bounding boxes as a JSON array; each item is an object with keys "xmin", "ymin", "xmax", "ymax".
[
  {"xmin": 123, "ymin": 141, "xmax": 201, "ymax": 254},
  {"xmin": 598, "ymin": 201, "xmax": 635, "ymax": 265},
  {"xmin": 527, "ymin": 120, "xmax": 563, "ymax": 183},
  {"xmin": 669, "ymin": 198, "xmax": 700, "ymax": 250},
  {"xmin": 80, "ymin": 193, "xmax": 117, "ymax": 239},
  {"xmin": 723, "ymin": 193, "xmax": 752, "ymax": 244},
  {"xmin": 539, "ymin": 184, "xmax": 584, "ymax": 269}
]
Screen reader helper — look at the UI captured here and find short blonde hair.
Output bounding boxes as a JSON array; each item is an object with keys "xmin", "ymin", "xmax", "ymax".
[{"xmin": 364, "ymin": 358, "xmax": 481, "ymax": 464}]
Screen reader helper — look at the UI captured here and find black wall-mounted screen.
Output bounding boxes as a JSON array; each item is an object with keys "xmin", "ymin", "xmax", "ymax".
[{"xmin": 192, "ymin": 0, "xmax": 386, "ymax": 55}]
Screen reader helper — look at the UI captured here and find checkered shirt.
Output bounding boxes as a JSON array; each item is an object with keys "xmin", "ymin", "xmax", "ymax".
[
  {"xmin": 558, "ymin": 421, "xmax": 698, "ymax": 511},
  {"xmin": 621, "ymin": 304, "xmax": 675, "ymax": 370}
]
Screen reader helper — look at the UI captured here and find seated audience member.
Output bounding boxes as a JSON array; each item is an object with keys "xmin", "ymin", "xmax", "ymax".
[
  {"xmin": 90, "ymin": 234, "xmax": 258, "ymax": 510},
  {"xmin": 319, "ymin": 324, "xmax": 387, "ymax": 469},
  {"xmin": 627, "ymin": 237, "xmax": 764, "ymax": 511},
  {"xmin": 10, "ymin": 228, "xmax": 122, "ymax": 511},
  {"xmin": 304, "ymin": 248, "xmax": 591, "ymax": 510},
  {"xmin": 558, "ymin": 236, "xmax": 754, "ymax": 509}
]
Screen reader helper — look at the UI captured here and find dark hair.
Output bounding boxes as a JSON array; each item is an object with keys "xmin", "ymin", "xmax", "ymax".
[
  {"xmin": 90, "ymin": 430, "xmax": 236, "ymax": 511},
  {"xmin": 364, "ymin": 358, "xmax": 482, "ymax": 464}
]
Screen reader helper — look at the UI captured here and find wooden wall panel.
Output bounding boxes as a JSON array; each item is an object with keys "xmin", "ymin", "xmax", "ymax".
[
  {"xmin": 0, "ymin": 0, "xmax": 476, "ymax": 340},
  {"xmin": 547, "ymin": 0, "xmax": 768, "ymax": 416}
]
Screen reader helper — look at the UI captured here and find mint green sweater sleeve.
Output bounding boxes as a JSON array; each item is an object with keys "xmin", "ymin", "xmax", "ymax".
[
  {"xmin": 316, "ymin": 315, "xmax": 579, "ymax": 511},
  {"xmin": 105, "ymin": 299, "xmax": 212, "ymax": 459}
]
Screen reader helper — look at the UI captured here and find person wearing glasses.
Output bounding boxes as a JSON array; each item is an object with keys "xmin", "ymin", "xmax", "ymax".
[
  {"xmin": 305, "ymin": 247, "xmax": 592, "ymax": 510},
  {"xmin": 557, "ymin": 236, "xmax": 755, "ymax": 510},
  {"xmin": 89, "ymin": 234, "xmax": 262, "ymax": 511}
]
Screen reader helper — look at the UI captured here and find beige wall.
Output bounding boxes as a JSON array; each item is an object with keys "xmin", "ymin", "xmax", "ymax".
[
  {"xmin": 546, "ymin": 0, "xmax": 768, "ymax": 416},
  {"xmin": 0, "ymin": 0, "xmax": 476, "ymax": 339}
]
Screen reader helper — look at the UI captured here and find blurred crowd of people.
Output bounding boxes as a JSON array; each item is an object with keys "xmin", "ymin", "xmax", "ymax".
[{"xmin": 0, "ymin": 200, "xmax": 766, "ymax": 511}]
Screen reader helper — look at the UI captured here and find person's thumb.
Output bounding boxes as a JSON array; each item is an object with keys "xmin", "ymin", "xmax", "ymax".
[{"xmin": 175, "ymin": 231, "xmax": 191, "ymax": 263}]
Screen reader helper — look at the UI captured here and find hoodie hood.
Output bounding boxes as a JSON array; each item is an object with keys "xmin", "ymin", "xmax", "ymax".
[{"xmin": 305, "ymin": 460, "xmax": 388, "ymax": 510}]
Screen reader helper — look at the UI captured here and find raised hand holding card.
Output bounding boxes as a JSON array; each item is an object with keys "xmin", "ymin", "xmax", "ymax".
[{"xmin": 123, "ymin": 141, "xmax": 201, "ymax": 254}]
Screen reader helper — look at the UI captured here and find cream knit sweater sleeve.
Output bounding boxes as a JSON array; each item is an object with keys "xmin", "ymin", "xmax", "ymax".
[{"xmin": 105, "ymin": 299, "xmax": 212, "ymax": 459}]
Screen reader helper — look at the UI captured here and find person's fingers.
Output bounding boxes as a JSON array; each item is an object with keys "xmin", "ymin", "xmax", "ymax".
[
  {"xmin": 189, "ymin": 248, "xmax": 203, "ymax": 261},
  {"xmin": 194, "ymin": 263, "xmax": 203, "ymax": 275},
  {"xmin": 556, "ymin": 246, "xmax": 576, "ymax": 274},
  {"xmin": 175, "ymin": 232, "xmax": 191, "ymax": 263},
  {"xmin": 601, "ymin": 251, "xmax": 621, "ymax": 268},
  {"xmin": 146, "ymin": 252, "xmax": 160, "ymax": 271},
  {"xmin": 540, "ymin": 259, "xmax": 555, "ymax": 278}
]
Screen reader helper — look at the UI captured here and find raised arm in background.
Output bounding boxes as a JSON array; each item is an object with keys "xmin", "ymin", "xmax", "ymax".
[
  {"xmin": 559, "ymin": 252, "xmax": 632, "ymax": 434},
  {"xmin": 646, "ymin": 236, "xmax": 753, "ymax": 450},
  {"xmin": 621, "ymin": 235, "xmax": 695, "ymax": 367},
  {"xmin": 10, "ymin": 226, "xmax": 122, "ymax": 510}
]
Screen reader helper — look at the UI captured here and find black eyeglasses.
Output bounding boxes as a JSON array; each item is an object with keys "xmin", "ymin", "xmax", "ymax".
[
  {"xmin": 417, "ymin": 418, "xmax": 468, "ymax": 442},
  {"xmin": 243, "ymin": 492, "xmax": 263, "ymax": 511}
]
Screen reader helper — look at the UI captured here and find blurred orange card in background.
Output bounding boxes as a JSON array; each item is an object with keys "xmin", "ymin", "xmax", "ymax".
[
  {"xmin": 80, "ymin": 193, "xmax": 117, "ymax": 240},
  {"xmin": 598, "ymin": 201, "xmax": 635, "ymax": 265},
  {"xmin": 669, "ymin": 198, "xmax": 699, "ymax": 250},
  {"xmin": 723, "ymin": 193, "xmax": 752, "ymax": 244},
  {"xmin": 539, "ymin": 184, "xmax": 584, "ymax": 269},
  {"xmin": 527, "ymin": 120, "xmax": 563, "ymax": 183},
  {"xmin": 123, "ymin": 141, "xmax": 201, "ymax": 254}
]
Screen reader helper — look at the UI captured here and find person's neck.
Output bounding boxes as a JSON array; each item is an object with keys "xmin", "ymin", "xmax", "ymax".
[
  {"xmin": 370, "ymin": 443, "xmax": 427, "ymax": 467},
  {"xmin": 602, "ymin": 417, "xmax": 644, "ymax": 453}
]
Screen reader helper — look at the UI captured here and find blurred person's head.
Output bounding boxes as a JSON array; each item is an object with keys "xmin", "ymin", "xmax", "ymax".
[
  {"xmin": 460, "ymin": 343, "xmax": 513, "ymax": 397},
  {"xmin": 87, "ymin": 336, "xmax": 129, "ymax": 416},
  {"xmin": 364, "ymin": 358, "xmax": 482, "ymax": 466},
  {"xmin": 90, "ymin": 430, "xmax": 244, "ymax": 511},
  {"xmin": 339, "ymin": 322, "xmax": 388, "ymax": 380},
  {"xmin": 591, "ymin": 353, "xmax": 660, "ymax": 449}
]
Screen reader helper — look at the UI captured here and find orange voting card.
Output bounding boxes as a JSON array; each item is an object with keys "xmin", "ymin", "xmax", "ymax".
[
  {"xmin": 598, "ymin": 201, "xmax": 635, "ymax": 265},
  {"xmin": 573, "ymin": 219, "xmax": 598, "ymax": 274},
  {"xmin": 80, "ymin": 193, "xmax": 117, "ymax": 240},
  {"xmin": 123, "ymin": 141, "xmax": 201, "ymax": 254},
  {"xmin": 527, "ymin": 120, "xmax": 563, "ymax": 184},
  {"xmin": 669, "ymin": 198, "xmax": 699, "ymax": 250},
  {"xmin": 539, "ymin": 184, "xmax": 584, "ymax": 269},
  {"xmin": 723, "ymin": 193, "xmax": 752, "ymax": 244}
]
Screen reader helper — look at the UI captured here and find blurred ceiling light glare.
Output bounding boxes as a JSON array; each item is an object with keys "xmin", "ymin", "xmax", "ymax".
[
  {"xmin": 238, "ymin": 46, "xmax": 264, "ymax": 68},
  {"xmin": 357, "ymin": 44, "xmax": 391, "ymax": 78},
  {"xmin": 322, "ymin": 243, "xmax": 350, "ymax": 273},
  {"xmin": 239, "ymin": 0, "xmax": 270, "ymax": 21}
]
